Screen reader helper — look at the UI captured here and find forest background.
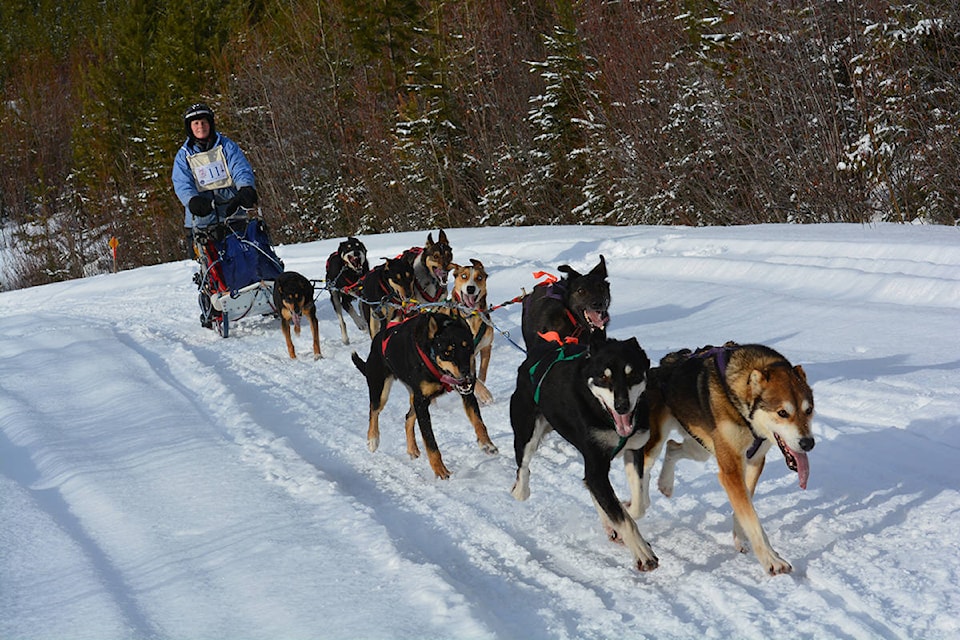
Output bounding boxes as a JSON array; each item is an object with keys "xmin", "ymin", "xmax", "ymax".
[{"xmin": 0, "ymin": 0, "xmax": 957, "ymax": 289}]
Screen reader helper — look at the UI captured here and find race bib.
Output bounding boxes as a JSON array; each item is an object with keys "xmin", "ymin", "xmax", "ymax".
[{"xmin": 186, "ymin": 145, "xmax": 234, "ymax": 191}]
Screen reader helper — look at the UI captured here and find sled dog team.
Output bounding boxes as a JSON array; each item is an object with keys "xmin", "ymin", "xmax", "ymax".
[{"xmin": 270, "ymin": 230, "xmax": 816, "ymax": 576}]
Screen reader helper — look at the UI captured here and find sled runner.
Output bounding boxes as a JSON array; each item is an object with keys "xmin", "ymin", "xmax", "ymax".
[{"xmin": 193, "ymin": 214, "xmax": 284, "ymax": 337}]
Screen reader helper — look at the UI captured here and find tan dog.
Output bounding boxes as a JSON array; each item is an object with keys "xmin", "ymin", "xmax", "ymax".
[
  {"xmin": 448, "ymin": 259, "xmax": 494, "ymax": 404},
  {"xmin": 272, "ymin": 271, "xmax": 321, "ymax": 360},
  {"xmin": 637, "ymin": 342, "xmax": 815, "ymax": 575}
]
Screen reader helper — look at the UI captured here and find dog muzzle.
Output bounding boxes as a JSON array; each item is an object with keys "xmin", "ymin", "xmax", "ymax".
[
  {"xmin": 441, "ymin": 374, "xmax": 474, "ymax": 395},
  {"xmin": 584, "ymin": 309, "xmax": 610, "ymax": 330}
]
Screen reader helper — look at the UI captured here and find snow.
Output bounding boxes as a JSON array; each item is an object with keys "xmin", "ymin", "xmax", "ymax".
[{"xmin": 1, "ymin": 223, "xmax": 958, "ymax": 640}]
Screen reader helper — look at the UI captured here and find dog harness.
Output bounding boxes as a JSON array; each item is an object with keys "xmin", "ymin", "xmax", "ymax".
[
  {"xmin": 528, "ymin": 278, "xmax": 586, "ymax": 345},
  {"xmin": 380, "ymin": 318, "xmax": 461, "ymax": 393},
  {"xmin": 451, "ymin": 290, "xmax": 492, "ymax": 348},
  {"xmin": 526, "ymin": 336, "xmax": 637, "ymax": 458},
  {"xmin": 527, "ymin": 342, "xmax": 588, "ymax": 404},
  {"xmin": 681, "ymin": 343, "xmax": 766, "ymax": 459}
]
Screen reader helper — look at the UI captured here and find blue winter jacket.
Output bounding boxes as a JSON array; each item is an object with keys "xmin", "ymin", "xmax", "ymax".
[{"xmin": 171, "ymin": 132, "xmax": 256, "ymax": 228}]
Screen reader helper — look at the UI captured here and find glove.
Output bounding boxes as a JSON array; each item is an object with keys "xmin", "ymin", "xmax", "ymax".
[
  {"xmin": 237, "ymin": 185, "xmax": 258, "ymax": 209},
  {"xmin": 225, "ymin": 197, "xmax": 241, "ymax": 216},
  {"xmin": 188, "ymin": 196, "xmax": 213, "ymax": 218}
]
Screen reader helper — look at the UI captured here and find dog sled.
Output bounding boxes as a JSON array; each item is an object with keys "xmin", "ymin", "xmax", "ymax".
[{"xmin": 193, "ymin": 214, "xmax": 284, "ymax": 337}]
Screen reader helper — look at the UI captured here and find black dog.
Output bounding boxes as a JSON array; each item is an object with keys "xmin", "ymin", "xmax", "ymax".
[
  {"xmin": 509, "ymin": 332, "xmax": 658, "ymax": 571},
  {"xmin": 521, "ymin": 255, "xmax": 611, "ymax": 354},
  {"xmin": 272, "ymin": 271, "xmax": 321, "ymax": 360},
  {"xmin": 351, "ymin": 312, "xmax": 498, "ymax": 479},
  {"xmin": 325, "ymin": 237, "xmax": 370, "ymax": 344},
  {"xmin": 399, "ymin": 229, "xmax": 453, "ymax": 303},
  {"xmin": 357, "ymin": 257, "xmax": 416, "ymax": 338}
]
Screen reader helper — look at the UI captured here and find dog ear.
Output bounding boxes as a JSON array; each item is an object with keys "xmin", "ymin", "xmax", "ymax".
[
  {"xmin": 557, "ymin": 264, "xmax": 581, "ymax": 278},
  {"xmin": 426, "ymin": 315, "xmax": 440, "ymax": 339},
  {"xmin": 747, "ymin": 369, "xmax": 766, "ymax": 402},
  {"xmin": 425, "ymin": 232, "xmax": 435, "ymax": 247},
  {"xmin": 470, "ymin": 258, "xmax": 484, "ymax": 270},
  {"xmin": 589, "ymin": 255, "xmax": 607, "ymax": 279},
  {"xmin": 793, "ymin": 364, "xmax": 807, "ymax": 382},
  {"xmin": 438, "ymin": 229, "xmax": 448, "ymax": 244}
]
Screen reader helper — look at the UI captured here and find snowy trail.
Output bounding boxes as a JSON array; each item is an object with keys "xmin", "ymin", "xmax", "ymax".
[{"xmin": 2, "ymin": 224, "xmax": 958, "ymax": 639}]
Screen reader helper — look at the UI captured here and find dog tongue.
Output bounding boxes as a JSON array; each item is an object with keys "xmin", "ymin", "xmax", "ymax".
[
  {"xmin": 585, "ymin": 309, "xmax": 610, "ymax": 329},
  {"xmin": 794, "ymin": 449, "xmax": 810, "ymax": 490},
  {"xmin": 612, "ymin": 411, "xmax": 633, "ymax": 437}
]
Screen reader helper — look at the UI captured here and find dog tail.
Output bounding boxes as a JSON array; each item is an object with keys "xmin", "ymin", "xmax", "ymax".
[{"xmin": 351, "ymin": 351, "xmax": 367, "ymax": 375}]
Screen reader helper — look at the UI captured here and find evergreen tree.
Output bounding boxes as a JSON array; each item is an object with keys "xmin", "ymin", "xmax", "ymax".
[{"xmin": 525, "ymin": 21, "xmax": 603, "ymax": 223}]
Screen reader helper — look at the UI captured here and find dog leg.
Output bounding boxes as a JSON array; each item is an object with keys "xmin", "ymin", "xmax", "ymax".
[
  {"xmin": 412, "ymin": 394, "xmax": 451, "ymax": 479},
  {"xmin": 584, "ymin": 454, "xmax": 659, "ymax": 572},
  {"xmin": 309, "ymin": 308, "xmax": 322, "ymax": 360},
  {"xmin": 635, "ymin": 416, "xmax": 669, "ymax": 519},
  {"xmin": 658, "ymin": 434, "xmax": 710, "ymax": 498},
  {"xmin": 510, "ymin": 414, "xmax": 550, "ymax": 501},
  {"xmin": 367, "ymin": 377, "xmax": 393, "ymax": 453},
  {"xmin": 622, "ymin": 448, "xmax": 645, "ymax": 520},
  {"xmin": 715, "ymin": 440, "xmax": 792, "ymax": 575},
  {"xmin": 404, "ymin": 396, "xmax": 420, "ymax": 459},
  {"xmin": 469, "ymin": 348, "xmax": 493, "ymax": 405},
  {"xmin": 461, "ymin": 394, "xmax": 497, "ymax": 453},
  {"xmin": 281, "ymin": 317, "xmax": 297, "ymax": 359},
  {"xmin": 347, "ymin": 302, "xmax": 368, "ymax": 333},
  {"xmin": 477, "ymin": 343, "xmax": 492, "ymax": 383},
  {"xmin": 733, "ymin": 440, "xmax": 771, "ymax": 553},
  {"xmin": 332, "ymin": 295, "xmax": 351, "ymax": 345}
]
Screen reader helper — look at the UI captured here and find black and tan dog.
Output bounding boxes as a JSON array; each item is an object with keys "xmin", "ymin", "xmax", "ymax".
[
  {"xmin": 325, "ymin": 236, "xmax": 370, "ymax": 344},
  {"xmin": 521, "ymin": 255, "xmax": 610, "ymax": 355},
  {"xmin": 351, "ymin": 312, "xmax": 498, "ymax": 479},
  {"xmin": 637, "ymin": 342, "xmax": 815, "ymax": 575},
  {"xmin": 447, "ymin": 259, "xmax": 494, "ymax": 404},
  {"xmin": 509, "ymin": 332, "xmax": 658, "ymax": 571},
  {"xmin": 272, "ymin": 271, "xmax": 321, "ymax": 360},
  {"xmin": 400, "ymin": 229, "xmax": 453, "ymax": 303},
  {"xmin": 358, "ymin": 257, "xmax": 416, "ymax": 338}
]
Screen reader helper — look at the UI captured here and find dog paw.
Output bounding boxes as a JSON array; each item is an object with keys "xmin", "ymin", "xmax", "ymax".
[
  {"xmin": 479, "ymin": 441, "xmax": 499, "ymax": 455},
  {"xmin": 313, "ymin": 353, "xmax": 322, "ymax": 361},
  {"xmin": 367, "ymin": 437, "xmax": 380, "ymax": 453},
  {"xmin": 760, "ymin": 552, "xmax": 793, "ymax": 575},
  {"xmin": 510, "ymin": 479, "xmax": 530, "ymax": 501},
  {"xmin": 636, "ymin": 555, "xmax": 660, "ymax": 572},
  {"xmin": 474, "ymin": 381, "xmax": 494, "ymax": 405},
  {"xmin": 657, "ymin": 479, "xmax": 674, "ymax": 498}
]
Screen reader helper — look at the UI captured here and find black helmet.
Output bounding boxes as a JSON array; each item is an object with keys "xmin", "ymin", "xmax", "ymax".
[{"xmin": 183, "ymin": 102, "xmax": 215, "ymax": 140}]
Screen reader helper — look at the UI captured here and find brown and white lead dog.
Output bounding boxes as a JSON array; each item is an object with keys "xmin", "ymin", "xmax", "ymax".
[
  {"xmin": 636, "ymin": 342, "xmax": 815, "ymax": 575},
  {"xmin": 448, "ymin": 259, "xmax": 494, "ymax": 404}
]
